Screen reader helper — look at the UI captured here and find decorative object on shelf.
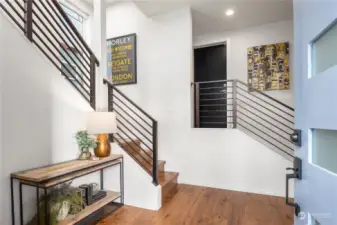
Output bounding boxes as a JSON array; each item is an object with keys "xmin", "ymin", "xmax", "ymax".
[
  {"xmin": 79, "ymin": 184, "xmax": 92, "ymax": 205},
  {"xmin": 75, "ymin": 130, "xmax": 98, "ymax": 160},
  {"xmin": 87, "ymin": 112, "xmax": 117, "ymax": 158},
  {"xmin": 79, "ymin": 183, "xmax": 107, "ymax": 206},
  {"xmin": 90, "ymin": 182, "xmax": 100, "ymax": 195},
  {"xmin": 27, "ymin": 181, "xmax": 85, "ymax": 225},
  {"xmin": 107, "ymin": 33, "xmax": 137, "ymax": 85},
  {"xmin": 247, "ymin": 42, "xmax": 290, "ymax": 91},
  {"xmin": 92, "ymin": 190, "xmax": 107, "ymax": 203}
]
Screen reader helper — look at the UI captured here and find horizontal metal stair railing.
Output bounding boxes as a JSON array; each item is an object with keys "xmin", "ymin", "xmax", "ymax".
[
  {"xmin": 192, "ymin": 79, "xmax": 295, "ymax": 159},
  {"xmin": 0, "ymin": 0, "xmax": 99, "ymax": 109},
  {"xmin": 103, "ymin": 79, "xmax": 159, "ymax": 185}
]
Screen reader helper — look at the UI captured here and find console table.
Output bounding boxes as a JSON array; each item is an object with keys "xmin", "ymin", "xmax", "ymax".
[{"xmin": 10, "ymin": 154, "xmax": 124, "ymax": 225}]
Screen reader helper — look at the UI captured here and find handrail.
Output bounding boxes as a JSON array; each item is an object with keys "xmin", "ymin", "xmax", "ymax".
[
  {"xmin": 103, "ymin": 79, "xmax": 157, "ymax": 122},
  {"xmin": 32, "ymin": 9, "xmax": 90, "ymax": 87},
  {"xmin": 193, "ymin": 79, "xmax": 295, "ymax": 158},
  {"xmin": 39, "ymin": 0, "xmax": 91, "ymax": 73},
  {"xmin": 237, "ymin": 92, "xmax": 293, "ymax": 124},
  {"xmin": 0, "ymin": 0, "xmax": 99, "ymax": 109},
  {"xmin": 103, "ymin": 79, "xmax": 159, "ymax": 185},
  {"xmin": 113, "ymin": 94, "xmax": 153, "ymax": 128},
  {"xmin": 237, "ymin": 110, "xmax": 294, "ymax": 145},
  {"xmin": 236, "ymin": 80, "xmax": 294, "ymax": 111},
  {"xmin": 0, "ymin": 2, "xmax": 25, "ymax": 31},
  {"xmin": 51, "ymin": 0, "xmax": 99, "ymax": 66},
  {"xmin": 112, "ymin": 101, "xmax": 153, "ymax": 136},
  {"xmin": 193, "ymin": 79, "xmax": 294, "ymax": 112},
  {"xmin": 237, "ymin": 98, "xmax": 294, "ymax": 130},
  {"xmin": 238, "ymin": 122, "xmax": 294, "ymax": 158},
  {"xmin": 237, "ymin": 103, "xmax": 292, "ymax": 135},
  {"xmin": 238, "ymin": 116, "xmax": 293, "ymax": 151},
  {"xmin": 236, "ymin": 86, "xmax": 294, "ymax": 117}
]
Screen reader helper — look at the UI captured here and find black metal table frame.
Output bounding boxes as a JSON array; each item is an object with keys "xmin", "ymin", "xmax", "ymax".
[{"xmin": 10, "ymin": 157, "xmax": 124, "ymax": 225}]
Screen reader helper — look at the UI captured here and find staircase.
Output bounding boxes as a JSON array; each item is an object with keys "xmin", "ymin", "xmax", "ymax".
[
  {"xmin": 192, "ymin": 79, "xmax": 296, "ymax": 160},
  {"xmin": 104, "ymin": 80, "xmax": 180, "ymax": 205}
]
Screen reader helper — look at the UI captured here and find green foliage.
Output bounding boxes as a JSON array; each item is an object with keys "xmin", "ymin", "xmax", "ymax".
[
  {"xmin": 75, "ymin": 130, "xmax": 97, "ymax": 150},
  {"xmin": 27, "ymin": 182, "xmax": 85, "ymax": 225}
]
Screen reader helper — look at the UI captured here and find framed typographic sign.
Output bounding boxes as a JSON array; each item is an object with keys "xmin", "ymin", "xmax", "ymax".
[{"xmin": 107, "ymin": 33, "xmax": 137, "ymax": 85}]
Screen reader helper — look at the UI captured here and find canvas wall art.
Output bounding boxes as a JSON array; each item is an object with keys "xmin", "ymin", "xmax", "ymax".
[{"xmin": 247, "ymin": 42, "xmax": 290, "ymax": 91}]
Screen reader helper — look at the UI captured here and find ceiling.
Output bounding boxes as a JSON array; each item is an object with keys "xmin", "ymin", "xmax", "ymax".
[{"xmin": 83, "ymin": 0, "xmax": 293, "ymax": 36}]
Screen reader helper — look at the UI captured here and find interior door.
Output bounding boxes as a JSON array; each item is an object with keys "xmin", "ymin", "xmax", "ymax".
[
  {"xmin": 293, "ymin": 1, "xmax": 337, "ymax": 225},
  {"xmin": 194, "ymin": 45, "xmax": 227, "ymax": 128}
]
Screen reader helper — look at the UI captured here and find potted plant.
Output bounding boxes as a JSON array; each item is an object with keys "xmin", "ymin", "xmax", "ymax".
[{"xmin": 75, "ymin": 130, "xmax": 97, "ymax": 160}]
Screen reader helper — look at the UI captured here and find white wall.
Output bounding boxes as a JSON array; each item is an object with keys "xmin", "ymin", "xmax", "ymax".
[
  {"xmin": 180, "ymin": 129, "xmax": 294, "ymax": 196},
  {"xmin": 194, "ymin": 20, "xmax": 294, "ymax": 107},
  {"xmin": 106, "ymin": 2, "xmax": 193, "ymax": 109},
  {"xmin": 106, "ymin": 3, "xmax": 294, "ymax": 198},
  {"xmin": 0, "ymin": 11, "xmax": 97, "ymax": 224}
]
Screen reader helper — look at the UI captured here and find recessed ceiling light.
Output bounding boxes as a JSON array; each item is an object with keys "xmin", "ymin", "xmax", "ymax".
[{"xmin": 225, "ymin": 9, "xmax": 235, "ymax": 16}]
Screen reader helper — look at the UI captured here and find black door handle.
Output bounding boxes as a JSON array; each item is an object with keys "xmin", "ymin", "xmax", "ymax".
[
  {"xmin": 286, "ymin": 173, "xmax": 301, "ymax": 216},
  {"xmin": 286, "ymin": 157, "xmax": 302, "ymax": 216}
]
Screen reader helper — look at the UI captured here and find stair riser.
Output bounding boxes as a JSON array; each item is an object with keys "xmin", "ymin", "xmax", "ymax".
[
  {"xmin": 161, "ymin": 176, "xmax": 178, "ymax": 205},
  {"xmin": 158, "ymin": 162, "xmax": 165, "ymax": 172}
]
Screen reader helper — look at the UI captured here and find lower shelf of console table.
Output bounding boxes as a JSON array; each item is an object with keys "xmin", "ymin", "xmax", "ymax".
[
  {"xmin": 10, "ymin": 154, "xmax": 124, "ymax": 225},
  {"xmin": 58, "ymin": 191, "xmax": 121, "ymax": 225}
]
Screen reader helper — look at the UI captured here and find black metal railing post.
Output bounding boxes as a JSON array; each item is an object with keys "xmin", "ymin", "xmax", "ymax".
[
  {"xmin": 232, "ymin": 80, "xmax": 238, "ymax": 128},
  {"xmin": 108, "ymin": 84, "xmax": 114, "ymax": 142},
  {"xmin": 90, "ymin": 54, "xmax": 96, "ymax": 110},
  {"xmin": 195, "ymin": 83, "xmax": 200, "ymax": 128},
  {"xmin": 24, "ymin": 0, "xmax": 33, "ymax": 41},
  {"xmin": 152, "ymin": 121, "xmax": 158, "ymax": 185}
]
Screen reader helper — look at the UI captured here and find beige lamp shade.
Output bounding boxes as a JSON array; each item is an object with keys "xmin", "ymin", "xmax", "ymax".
[{"xmin": 87, "ymin": 112, "xmax": 117, "ymax": 134}]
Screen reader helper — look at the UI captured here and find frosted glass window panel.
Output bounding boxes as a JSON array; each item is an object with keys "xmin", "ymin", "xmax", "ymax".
[
  {"xmin": 314, "ymin": 219, "xmax": 321, "ymax": 225},
  {"xmin": 61, "ymin": 4, "xmax": 84, "ymax": 36},
  {"xmin": 312, "ymin": 129, "xmax": 337, "ymax": 174},
  {"xmin": 312, "ymin": 21, "xmax": 337, "ymax": 75},
  {"xmin": 310, "ymin": 215, "xmax": 321, "ymax": 225}
]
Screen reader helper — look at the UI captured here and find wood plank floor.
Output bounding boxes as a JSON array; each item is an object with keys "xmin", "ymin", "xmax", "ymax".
[{"xmin": 98, "ymin": 184, "xmax": 293, "ymax": 225}]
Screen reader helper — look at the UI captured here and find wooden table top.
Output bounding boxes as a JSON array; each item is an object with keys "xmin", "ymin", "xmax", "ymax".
[{"xmin": 11, "ymin": 154, "xmax": 122, "ymax": 183}]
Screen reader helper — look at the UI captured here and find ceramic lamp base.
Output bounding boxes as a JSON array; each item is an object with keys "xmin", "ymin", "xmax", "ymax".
[{"xmin": 94, "ymin": 134, "xmax": 111, "ymax": 158}]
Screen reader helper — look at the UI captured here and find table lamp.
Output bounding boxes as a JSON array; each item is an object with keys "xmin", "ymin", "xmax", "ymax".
[{"xmin": 87, "ymin": 112, "xmax": 117, "ymax": 158}]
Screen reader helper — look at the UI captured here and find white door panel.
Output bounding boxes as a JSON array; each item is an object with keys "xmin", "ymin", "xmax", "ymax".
[{"xmin": 294, "ymin": 0, "xmax": 337, "ymax": 225}]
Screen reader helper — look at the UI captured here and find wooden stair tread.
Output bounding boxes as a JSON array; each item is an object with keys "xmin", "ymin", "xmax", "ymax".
[
  {"xmin": 159, "ymin": 171, "xmax": 179, "ymax": 186},
  {"xmin": 118, "ymin": 140, "xmax": 166, "ymax": 174}
]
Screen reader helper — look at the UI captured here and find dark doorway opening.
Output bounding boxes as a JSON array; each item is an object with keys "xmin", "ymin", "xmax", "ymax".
[{"xmin": 194, "ymin": 44, "xmax": 227, "ymax": 128}]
